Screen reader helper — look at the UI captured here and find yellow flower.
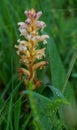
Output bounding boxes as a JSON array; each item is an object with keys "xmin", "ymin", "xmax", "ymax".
[{"xmin": 15, "ymin": 9, "xmax": 49, "ymax": 89}]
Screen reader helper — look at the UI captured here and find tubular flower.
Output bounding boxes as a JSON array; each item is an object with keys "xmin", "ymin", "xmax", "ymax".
[{"xmin": 15, "ymin": 9, "xmax": 49, "ymax": 89}]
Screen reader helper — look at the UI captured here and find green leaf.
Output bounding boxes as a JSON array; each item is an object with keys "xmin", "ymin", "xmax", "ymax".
[
  {"xmin": 42, "ymin": 85, "xmax": 76, "ymax": 129},
  {"xmin": 22, "ymin": 86, "xmax": 69, "ymax": 130},
  {"xmin": 59, "ymin": 104, "xmax": 77, "ymax": 130},
  {"xmin": 14, "ymin": 97, "xmax": 22, "ymax": 130},
  {"xmin": 47, "ymin": 85, "xmax": 64, "ymax": 98},
  {"xmin": 23, "ymin": 90, "xmax": 53, "ymax": 130},
  {"xmin": 6, "ymin": 96, "xmax": 13, "ymax": 130},
  {"xmin": 47, "ymin": 36, "xmax": 75, "ymax": 103}
]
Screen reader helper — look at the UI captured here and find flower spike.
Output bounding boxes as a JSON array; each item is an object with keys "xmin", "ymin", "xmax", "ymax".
[{"xmin": 15, "ymin": 9, "xmax": 49, "ymax": 89}]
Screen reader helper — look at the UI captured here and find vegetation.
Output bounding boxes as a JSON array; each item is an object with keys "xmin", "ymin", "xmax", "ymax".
[{"xmin": 0, "ymin": 0, "xmax": 77, "ymax": 130}]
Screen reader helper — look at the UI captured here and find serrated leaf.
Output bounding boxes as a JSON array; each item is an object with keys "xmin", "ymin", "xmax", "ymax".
[
  {"xmin": 22, "ymin": 87, "xmax": 69, "ymax": 130},
  {"xmin": 22, "ymin": 90, "xmax": 53, "ymax": 130}
]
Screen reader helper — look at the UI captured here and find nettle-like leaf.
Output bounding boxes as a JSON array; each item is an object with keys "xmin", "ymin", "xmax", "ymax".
[
  {"xmin": 41, "ymin": 85, "xmax": 72, "ymax": 130},
  {"xmin": 22, "ymin": 84, "xmax": 68, "ymax": 130}
]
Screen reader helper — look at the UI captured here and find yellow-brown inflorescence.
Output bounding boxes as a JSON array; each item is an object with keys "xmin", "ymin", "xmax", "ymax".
[{"xmin": 15, "ymin": 9, "xmax": 49, "ymax": 89}]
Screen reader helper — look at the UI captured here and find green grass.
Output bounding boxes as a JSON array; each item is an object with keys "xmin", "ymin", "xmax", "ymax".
[{"xmin": 0, "ymin": 0, "xmax": 77, "ymax": 130}]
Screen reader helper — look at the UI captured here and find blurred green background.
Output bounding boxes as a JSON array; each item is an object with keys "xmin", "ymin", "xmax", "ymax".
[{"xmin": 0, "ymin": 0, "xmax": 77, "ymax": 129}]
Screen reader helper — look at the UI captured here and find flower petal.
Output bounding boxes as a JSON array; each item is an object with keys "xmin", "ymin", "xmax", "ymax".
[
  {"xmin": 33, "ymin": 61, "xmax": 48, "ymax": 70},
  {"xmin": 39, "ymin": 35, "xmax": 49, "ymax": 41}
]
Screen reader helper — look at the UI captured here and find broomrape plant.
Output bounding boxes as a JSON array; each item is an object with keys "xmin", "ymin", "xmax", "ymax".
[
  {"xmin": 15, "ymin": 9, "xmax": 49, "ymax": 89},
  {"xmin": 0, "ymin": 3, "xmax": 76, "ymax": 129}
]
